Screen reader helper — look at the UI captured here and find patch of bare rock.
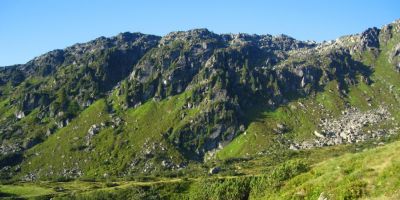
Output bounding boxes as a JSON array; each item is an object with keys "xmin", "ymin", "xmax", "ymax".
[{"xmin": 290, "ymin": 106, "xmax": 398, "ymax": 150}]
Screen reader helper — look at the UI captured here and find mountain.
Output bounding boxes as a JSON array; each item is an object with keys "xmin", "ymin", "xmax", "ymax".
[{"xmin": 0, "ymin": 19, "xmax": 400, "ymax": 199}]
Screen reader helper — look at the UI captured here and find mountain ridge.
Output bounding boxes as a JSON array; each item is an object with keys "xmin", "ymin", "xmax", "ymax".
[{"xmin": 0, "ymin": 19, "xmax": 399, "ymax": 189}]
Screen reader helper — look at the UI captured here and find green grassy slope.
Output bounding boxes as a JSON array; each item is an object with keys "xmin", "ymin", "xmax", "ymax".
[
  {"xmin": 20, "ymin": 99, "xmax": 112, "ymax": 179},
  {"xmin": 18, "ymin": 90, "xmax": 206, "ymax": 180},
  {"xmin": 260, "ymin": 139, "xmax": 400, "ymax": 199},
  {"xmin": 2, "ymin": 138, "xmax": 400, "ymax": 199}
]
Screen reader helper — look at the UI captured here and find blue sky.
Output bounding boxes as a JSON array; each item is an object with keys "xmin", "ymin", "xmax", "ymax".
[{"xmin": 0, "ymin": 0, "xmax": 399, "ymax": 66}]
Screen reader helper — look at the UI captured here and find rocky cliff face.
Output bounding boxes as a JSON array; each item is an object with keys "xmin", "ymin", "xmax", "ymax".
[
  {"xmin": 1, "ymin": 20, "xmax": 400, "ymax": 179},
  {"xmin": 124, "ymin": 28, "xmax": 378, "ymax": 159}
]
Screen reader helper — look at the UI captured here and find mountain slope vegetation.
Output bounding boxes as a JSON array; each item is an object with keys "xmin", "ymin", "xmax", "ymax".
[{"xmin": 0, "ymin": 19, "xmax": 400, "ymax": 199}]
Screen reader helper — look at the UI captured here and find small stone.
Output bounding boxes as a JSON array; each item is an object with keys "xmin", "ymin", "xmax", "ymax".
[
  {"xmin": 289, "ymin": 144, "xmax": 299, "ymax": 151},
  {"xmin": 15, "ymin": 110, "xmax": 25, "ymax": 119},
  {"xmin": 209, "ymin": 167, "xmax": 221, "ymax": 175},
  {"xmin": 318, "ymin": 192, "xmax": 329, "ymax": 200}
]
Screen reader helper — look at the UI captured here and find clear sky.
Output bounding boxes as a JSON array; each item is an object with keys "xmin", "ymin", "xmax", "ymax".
[{"xmin": 0, "ymin": 0, "xmax": 399, "ymax": 66}]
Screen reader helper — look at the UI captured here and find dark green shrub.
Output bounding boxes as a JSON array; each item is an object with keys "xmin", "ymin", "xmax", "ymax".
[
  {"xmin": 189, "ymin": 177, "xmax": 251, "ymax": 200},
  {"xmin": 342, "ymin": 180, "xmax": 367, "ymax": 200},
  {"xmin": 270, "ymin": 160, "xmax": 309, "ymax": 182}
]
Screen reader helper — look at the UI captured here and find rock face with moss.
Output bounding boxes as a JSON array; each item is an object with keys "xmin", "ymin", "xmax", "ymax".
[
  {"xmin": 0, "ymin": 33, "xmax": 160, "ymax": 148},
  {"xmin": 0, "ymin": 20, "xmax": 400, "ymax": 180}
]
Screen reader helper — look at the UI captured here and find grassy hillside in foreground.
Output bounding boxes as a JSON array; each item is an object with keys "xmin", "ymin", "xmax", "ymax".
[
  {"xmin": 261, "ymin": 139, "xmax": 400, "ymax": 199},
  {"xmin": 1, "ymin": 137, "xmax": 400, "ymax": 199}
]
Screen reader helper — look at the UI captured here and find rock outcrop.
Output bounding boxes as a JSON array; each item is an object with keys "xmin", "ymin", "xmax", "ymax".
[{"xmin": 291, "ymin": 106, "xmax": 397, "ymax": 150}]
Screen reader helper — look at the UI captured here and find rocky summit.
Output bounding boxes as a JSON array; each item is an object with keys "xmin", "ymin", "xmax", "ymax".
[{"xmin": 1, "ymin": 19, "xmax": 400, "ymax": 199}]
